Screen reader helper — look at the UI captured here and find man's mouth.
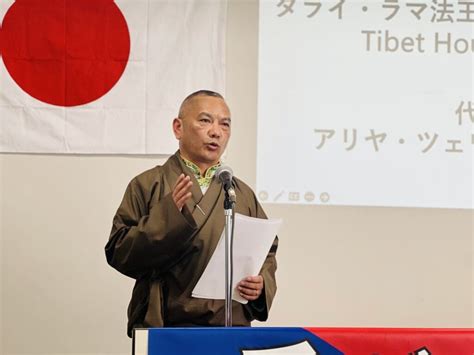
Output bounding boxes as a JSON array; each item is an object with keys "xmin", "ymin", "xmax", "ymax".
[{"xmin": 206, "ymin": 142, "xmax": 220, "ymax": 149}]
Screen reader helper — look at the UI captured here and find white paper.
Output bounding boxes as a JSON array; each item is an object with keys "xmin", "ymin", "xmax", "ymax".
[
  {"xmin": 192, "ymin": 213, "xmax": 281, "ymax": 304},
  {"xmin": 242, "ymin": 341, "xmax": 316, "ymax": 354}
]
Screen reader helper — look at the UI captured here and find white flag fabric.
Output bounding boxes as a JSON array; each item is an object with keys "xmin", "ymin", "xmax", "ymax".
[{"xmin": 0, "ymin": 0, "xmax": 227, "ymax": 154}]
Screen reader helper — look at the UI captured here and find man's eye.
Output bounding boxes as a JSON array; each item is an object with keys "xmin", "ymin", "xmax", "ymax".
[{"xmin": 200, "ymin": 118, "xmax": 211, "ymax": 123}]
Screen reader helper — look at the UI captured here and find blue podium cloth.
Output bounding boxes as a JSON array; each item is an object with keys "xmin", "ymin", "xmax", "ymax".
[{"xmin": 145, "ymin": 327, "xmax": 342, "ymax": 354}]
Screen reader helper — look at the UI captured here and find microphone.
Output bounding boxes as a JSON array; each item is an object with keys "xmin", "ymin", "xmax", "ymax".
[{"xmin": 216, "ymin": 165, "xmax": 236, "ymax": 203}]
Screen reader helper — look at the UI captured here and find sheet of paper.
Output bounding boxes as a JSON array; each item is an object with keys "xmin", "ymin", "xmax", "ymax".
[
  {"xmin": 242, "ymin": 340, "xmax": 316, "ymax": 354},
  {"xmin": 192, "ymin": 213, "xmax": 281, "ymax": 304}
]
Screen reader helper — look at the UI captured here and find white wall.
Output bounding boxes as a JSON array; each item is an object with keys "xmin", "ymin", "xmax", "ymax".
[{"xmin": 1, "ymin": 1, "xmax": 472, "ymax": 354}]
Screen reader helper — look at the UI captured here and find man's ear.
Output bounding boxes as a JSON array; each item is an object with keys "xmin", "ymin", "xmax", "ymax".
[{"xmin": 172, "ymin": 117, "xmax": 182, "ymax": 139}]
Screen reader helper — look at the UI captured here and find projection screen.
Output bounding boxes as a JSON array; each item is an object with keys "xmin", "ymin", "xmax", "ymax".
[{"xmin": 257, "ymin": 0, "xmax": 473, "ymax": 209}]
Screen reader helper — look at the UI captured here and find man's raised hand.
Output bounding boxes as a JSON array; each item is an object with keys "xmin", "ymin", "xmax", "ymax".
[{"xmin": 172, "ymin": 174, "xmax": 193, "ymax": 210}]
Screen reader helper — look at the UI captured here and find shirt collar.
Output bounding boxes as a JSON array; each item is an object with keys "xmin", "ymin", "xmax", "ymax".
[{"xmin": 180, "ymin": 155, "xmax": 221, "ymax": 189}]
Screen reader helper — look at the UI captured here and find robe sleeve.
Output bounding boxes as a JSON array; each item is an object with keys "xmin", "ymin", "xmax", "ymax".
[{"xmin": 105, "ymin": 176, "xmax": 198, "ymax": 280}]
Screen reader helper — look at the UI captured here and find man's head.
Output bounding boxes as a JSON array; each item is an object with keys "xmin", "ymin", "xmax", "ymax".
[{"xmin": 173, "ymin": 90, "xmax": 231, "ymax": 173}]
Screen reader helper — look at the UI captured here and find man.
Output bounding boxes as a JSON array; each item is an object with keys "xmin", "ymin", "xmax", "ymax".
[{"xmin": 105, "ymin": 90, "xmax": 277, "ymax": 336}]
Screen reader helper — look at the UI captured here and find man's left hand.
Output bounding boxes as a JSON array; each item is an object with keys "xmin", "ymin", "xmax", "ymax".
[{"xmin": 238, "ymin": 275, "xmax": 264, "ymax": 301}]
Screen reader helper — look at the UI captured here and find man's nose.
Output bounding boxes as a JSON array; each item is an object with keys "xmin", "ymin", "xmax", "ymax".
[{"xmin": 208, "ymin": 121, "xmax": 222, "ymax": 138}]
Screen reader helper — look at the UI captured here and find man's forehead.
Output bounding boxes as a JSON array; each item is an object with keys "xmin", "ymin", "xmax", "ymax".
[
  {"xmin": 188, "ymin": 95, "xmax": 227, "ymax": 107},
  {"xmin": 181, "ymin": 95, "xmax": 230, "ymax": 116}
]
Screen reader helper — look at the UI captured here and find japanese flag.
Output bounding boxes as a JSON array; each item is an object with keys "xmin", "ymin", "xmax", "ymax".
[{"xmin": 0, "ymin": 0, "xmax": 227, "ymax": 154}]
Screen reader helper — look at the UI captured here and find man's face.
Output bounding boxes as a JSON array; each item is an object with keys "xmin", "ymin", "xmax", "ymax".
[{"xmin": 173, "ymin": 95, "xmax": 231, "ymax": 170}]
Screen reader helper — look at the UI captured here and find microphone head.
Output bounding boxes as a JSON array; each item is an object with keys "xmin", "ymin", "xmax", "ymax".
[
  {"xmin": 216, "ymin": 165, "xmax": 236, "ymax": 203},
  {"xmin": 215, "ymin": 165, "xmax": 233, "ymax": 183}
]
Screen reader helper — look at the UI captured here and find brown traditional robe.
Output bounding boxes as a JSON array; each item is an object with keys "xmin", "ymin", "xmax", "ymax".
[{"xmin": 105, "ymin": 152, "xmax": 278, "ymax": 337}]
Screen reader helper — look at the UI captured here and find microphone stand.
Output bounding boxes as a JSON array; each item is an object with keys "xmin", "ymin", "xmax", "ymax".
[{"xmin": 224, "ymin": 187, "xmax": 235, "ymax": 327}]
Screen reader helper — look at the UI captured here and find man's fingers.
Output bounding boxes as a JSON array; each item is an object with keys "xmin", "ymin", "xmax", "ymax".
[
  {"xmin": 174, "ymin": 180, "xmax": 192, "ymax": 201},
  {"xmin": 237, "ymin": 275, "xmax": 263, "ymax": 300},
  {"xmin": 239, "ymin": 289, "xmax": 257, "ymax": 296},
  {"xmin": 239, "ymin": 281, "xmax": 262, "ymax": 289},
  {"xmin": 173, "ymin": 175, "xmax": 190, "ymax": 195},
  {"xmin": 173, "ymin": 175, "xmax": 192, "ymax": 198},
  {"xmin": 175, "ymin": 187, "xmax": 192, "ymax": 209},
  {"xmin": 238, "ymin": 285, "xmax": 260, "ymax": 300},
  {"xmin": 176, "ymin": 192, "xmax": 192, "ymax": 209},
  {"xmin": 244, "ymin": 276, "xmax": 263, "ymax": 284},
  {"xmin": 172, "ymin": 174, "xmax": 193, "ymax": 209},
  {"xmin": 239, "ymin": 276, "xmax": 263, "ymax": 288}
]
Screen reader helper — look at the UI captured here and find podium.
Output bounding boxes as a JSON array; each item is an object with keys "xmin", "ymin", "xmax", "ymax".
[{"xmin": 133, "ymin": 327, "xmax": 474, "ymax": 355}]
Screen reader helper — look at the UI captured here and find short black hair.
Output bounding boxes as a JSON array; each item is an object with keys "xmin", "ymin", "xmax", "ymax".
[
  {"xmin": 178, "ymin": 90, "xmax": 224, "ymax": 117},
  {"xmin": 183, "ymin": 89, "xmax": 223, "ymax": 101}
]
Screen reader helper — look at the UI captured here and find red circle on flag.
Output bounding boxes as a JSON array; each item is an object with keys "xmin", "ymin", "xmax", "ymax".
[{"xmin": 1, "ymin": 0, "xmax": 131, "ymax": 107}]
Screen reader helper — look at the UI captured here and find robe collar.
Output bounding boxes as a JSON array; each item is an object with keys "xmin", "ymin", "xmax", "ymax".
[{"xmin": 162, "ymin": 151, "xmax": 225, "ymax": 229}]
